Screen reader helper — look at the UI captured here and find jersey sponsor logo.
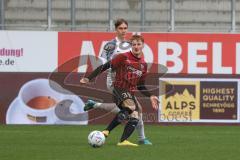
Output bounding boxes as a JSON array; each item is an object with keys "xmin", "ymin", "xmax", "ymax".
[{"xmin": 127, "ymin": 65, "xmax": 143, "ymax": 77}]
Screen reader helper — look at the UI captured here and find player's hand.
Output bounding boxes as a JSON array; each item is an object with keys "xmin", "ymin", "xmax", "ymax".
[
  {"xmin": 80, "ymin": 78, "xmax": 89, "ymax": 84},
  {"xmin": 150, "ymin": 95, "xmax": 159, "ymax": 110}
]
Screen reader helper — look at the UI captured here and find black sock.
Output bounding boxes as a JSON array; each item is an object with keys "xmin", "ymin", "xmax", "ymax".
[
  {"xmin": 120, "ymin": 118, "xmax": 139, "ymax": 142},
  {"xmin": 106, "ymin": 114, "xmax": 121, "ymax": 132},
  {"xmin": 106, "ymin": 108, "xmax": 131, "ymax": 132}
]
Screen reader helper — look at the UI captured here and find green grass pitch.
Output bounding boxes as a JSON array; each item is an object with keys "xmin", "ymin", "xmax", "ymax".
[{"xmin": 0, "ymin": 125, "xmax": 239, "ymax": 160}]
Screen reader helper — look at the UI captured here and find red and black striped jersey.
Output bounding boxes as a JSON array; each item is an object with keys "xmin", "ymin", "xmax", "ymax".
[{"xmin": 111, "ymin": 51, "xmax": 147, "ymax": 94}]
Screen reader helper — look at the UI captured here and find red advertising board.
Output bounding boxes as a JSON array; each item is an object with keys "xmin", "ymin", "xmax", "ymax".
[{"xmin": 58, "ymin": 32, "xmax": 240, "ymax": 74}]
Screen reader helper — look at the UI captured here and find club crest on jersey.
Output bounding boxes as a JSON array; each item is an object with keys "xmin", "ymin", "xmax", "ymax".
[{"xmin": 104, "ymin": 42, "xmax": 115, "ymax": 51}]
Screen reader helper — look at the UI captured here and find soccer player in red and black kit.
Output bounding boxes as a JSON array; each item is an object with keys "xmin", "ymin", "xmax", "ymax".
[{"xmin": 80, "ymin": 34, "xmax": 159, "ymax": 146}]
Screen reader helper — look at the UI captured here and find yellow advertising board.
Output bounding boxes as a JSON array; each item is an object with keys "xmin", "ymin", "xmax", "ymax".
[{"xmin": 159, "ymin": 78, "xmax": 239, "ymax": 123}]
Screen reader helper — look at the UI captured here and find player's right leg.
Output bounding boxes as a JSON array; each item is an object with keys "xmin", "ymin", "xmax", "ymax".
[
  {"xmin": 117, "ymin": 106, "xmax": 139, "ymax": 147},
  {"xmin": 114, "ymin": 95, "xmax": 139, "ymax": 146}
]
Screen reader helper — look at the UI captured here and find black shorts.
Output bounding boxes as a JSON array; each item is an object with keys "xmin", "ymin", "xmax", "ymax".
[{"xmin": 112, "ymin": 87, "xmax": 139, "ymax": 111}]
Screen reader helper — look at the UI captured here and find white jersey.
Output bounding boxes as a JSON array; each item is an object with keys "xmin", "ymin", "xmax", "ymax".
[{"xmin": 100, "ymin": 37, "xmax": 131, "ymax": 90}]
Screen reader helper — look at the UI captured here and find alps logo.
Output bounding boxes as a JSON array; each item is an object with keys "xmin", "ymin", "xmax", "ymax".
[
  {"xmin": 159, "ymin": 80, "xmax": 201, "ymax": 122},
  {"xmin": 165, "ymin": 84, "xmax": 196, "ymax": 110}
]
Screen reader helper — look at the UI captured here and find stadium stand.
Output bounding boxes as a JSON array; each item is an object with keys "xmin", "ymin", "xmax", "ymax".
[{"xmin": 1, "ymin": 0, "xmax": 240, "ymax": 32}]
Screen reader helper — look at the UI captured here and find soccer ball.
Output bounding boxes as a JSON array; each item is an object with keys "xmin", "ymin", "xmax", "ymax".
[{"xmin": 88, "ymin": 130, "xmax": 105, "ymax": 148}]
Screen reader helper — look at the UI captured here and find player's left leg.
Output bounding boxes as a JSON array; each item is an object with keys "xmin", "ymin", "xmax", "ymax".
[
  {"xmin": 84, "ymin": 83, "xmax": 119, "ymax": 112},
  {"xmin": 84, "ymin": 100, "xmax": 120, "ymax": 113},
  {"xmin": 135, "ymin": 100, "xmax": 152, "ymax": 145}
]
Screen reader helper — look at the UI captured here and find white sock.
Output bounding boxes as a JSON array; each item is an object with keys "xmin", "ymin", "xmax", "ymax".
[
  {"xmin": 93, "ymin": 103, "xmax": 102, "ymax": 108},
  {"xmin": 95, "ymin": 103, "xmax": 120, "ymax": 113},
  {"xmin": 136, "ymin": 113, "xmax": 146, "ymax": 141}
]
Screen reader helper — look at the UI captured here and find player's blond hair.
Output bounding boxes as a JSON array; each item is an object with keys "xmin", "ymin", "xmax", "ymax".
[{"xmin": 130, "ymin": 34, "xmax": 144, "ymax": 43}]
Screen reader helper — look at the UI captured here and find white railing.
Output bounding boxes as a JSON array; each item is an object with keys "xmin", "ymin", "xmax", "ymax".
[{"xmin": 0, "ymin": 0, "xmax": 238, "ymax": 32}]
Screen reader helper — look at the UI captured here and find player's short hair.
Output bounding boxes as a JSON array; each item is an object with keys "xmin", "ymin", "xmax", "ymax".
[
  {"xmin": 130, "ymin": 34, "xmax": 144, "ymax": 43},
  {"xmin": 115, "ymin": 18, "xmax": 128, "ymax": 28}
]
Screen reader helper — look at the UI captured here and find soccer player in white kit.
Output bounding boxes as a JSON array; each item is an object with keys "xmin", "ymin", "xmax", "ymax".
[{"xmin": 84, "ymin": 18, "xmax": 152, "ymax": 145}]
